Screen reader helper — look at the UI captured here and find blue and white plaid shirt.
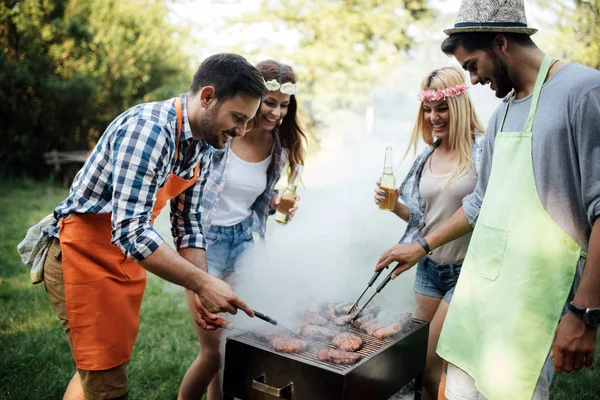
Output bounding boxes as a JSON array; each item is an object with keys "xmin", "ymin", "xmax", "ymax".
[
  {"xmin": 201, "ymin": 127, "xmax": 287, "ymax": 237},
  {"xmin": 398, "ymin": 134, "xmax": 485, "ymax": 244},
  {"xmin": 47, "ymin": 94, "xmax": 212, "ymax": 261}
]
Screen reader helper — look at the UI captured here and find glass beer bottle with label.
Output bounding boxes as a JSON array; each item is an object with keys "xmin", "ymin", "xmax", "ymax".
[
  {"xmin": 274, "ymin": 164, "xmax": 303, "ymax": 225},
  {"xmin": 379, "ymin": 146, "xmax": 396, "ymax": 210}
]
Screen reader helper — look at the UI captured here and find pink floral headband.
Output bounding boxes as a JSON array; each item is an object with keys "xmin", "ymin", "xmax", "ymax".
[{"xmin": 417, "ymin": 83, "xmax": 469, "ymax": 102}]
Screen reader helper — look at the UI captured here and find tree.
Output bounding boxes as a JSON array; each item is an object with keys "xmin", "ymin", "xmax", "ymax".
[
  {"xmin": 0, "ymin": 0, "xmax": 193, "ymax": 178},
  {"xmin": 534, "ymin": 0, "xmax": 600, "ymax": 70},
  {"xmin": 230, "ymin": 0, "xmax": 431, "ymax": 135}
]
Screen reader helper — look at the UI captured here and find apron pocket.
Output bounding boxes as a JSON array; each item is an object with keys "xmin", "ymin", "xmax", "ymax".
[{"xmin": 467, "ymin": 223, "xmax": 508, "ymax": 281}]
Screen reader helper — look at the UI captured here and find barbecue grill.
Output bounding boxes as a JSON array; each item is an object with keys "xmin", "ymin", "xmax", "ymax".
[{"xmin": 222, "ymin": 318, "xmax": 429, "ymax": 400}]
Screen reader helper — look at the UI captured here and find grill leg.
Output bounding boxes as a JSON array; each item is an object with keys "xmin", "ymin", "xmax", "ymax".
[{"xmin": 413, "ymin": 373, "xmax": 424, "ymax": 400}]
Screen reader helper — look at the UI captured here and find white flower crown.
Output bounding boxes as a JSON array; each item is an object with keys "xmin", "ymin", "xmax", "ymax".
[{"xmin": 263, "ymin": 78, "xmax": 299, "ymax": 95}]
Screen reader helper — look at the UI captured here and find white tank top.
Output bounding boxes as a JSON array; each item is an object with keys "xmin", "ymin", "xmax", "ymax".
[{"xmin": 210, "ymin": 146, "xmax": 273, "ymax": 227}]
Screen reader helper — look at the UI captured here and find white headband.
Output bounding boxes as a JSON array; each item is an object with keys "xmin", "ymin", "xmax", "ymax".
[{"xmin": 264, "ymin": 79, "xmax": 299, "ymax": 95}]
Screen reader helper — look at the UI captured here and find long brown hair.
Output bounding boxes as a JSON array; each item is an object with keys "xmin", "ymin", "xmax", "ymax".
[
  {"xmin": 255, "ymin": 60, "xmax": 307, "ymax": 178},
  {"xmin": 405, "ymin": 66, "xmax": 484, "ymax": 183}
]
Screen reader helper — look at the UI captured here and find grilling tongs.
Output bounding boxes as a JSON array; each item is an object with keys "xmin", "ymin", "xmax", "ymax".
[{"xmin": 348, "ymin": 263, "xmax": 400, "ymax": 321}]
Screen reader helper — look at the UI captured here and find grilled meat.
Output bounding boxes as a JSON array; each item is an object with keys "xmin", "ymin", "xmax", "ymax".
[
  {"xmin": 373, "ymin": 312, "xmax": 412, "ymax": 339},
  {"xmin": 365, "ymin": 320, "xmax": 393, "ymax": 336},
  {"xmin": 352, "ymin": 314, "xmax": 375, "ymax": 329},
  {"xmin": 334, "ymin": 313, "xmax": 356, "ymax": 325},
  {"xmin": 319, "ymin": 303, "xmax": 336, "ymax": 321},
  {"xmin": 269, "ymin": 336, "xmax": 309, "ymax": 353},
  {"xmin": 317, "ymin": 348, "xmax": 362, "ymax": 365},
  {"xmin": 298, "ymin": 312, "xmax": 328, "ymax": 326},
  {"xmin": 299, "ymin": 325, "xmax": 337, "ymax": 341},
  {"xmin": 332, "ymin": 333, "xmax": 363, "ymax": 352},
  {"xmin": 333, "ymin": 301, "xmax": 353, "ymax": 315}
]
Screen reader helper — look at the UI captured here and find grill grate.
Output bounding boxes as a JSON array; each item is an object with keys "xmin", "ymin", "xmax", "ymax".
[{"xmin": 236, "ymin": 318, "xmax": 425, "ymax": 372}]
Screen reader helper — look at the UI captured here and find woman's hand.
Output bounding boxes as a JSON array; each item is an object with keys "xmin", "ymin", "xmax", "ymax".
[
  {"xmin": 373, "ymin": 181, "xmax": 399, "ymax": 207},
  {"xmin": 375, "ymin": 242, "xmax": 425, "ymax": 279},
  {"xmin": 270, "ymin": 194, "xmax": 300, "ymax": 221}
]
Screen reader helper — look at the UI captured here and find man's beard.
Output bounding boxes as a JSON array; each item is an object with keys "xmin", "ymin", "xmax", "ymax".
[
  {"xmin": 491, "ymin": 52, "xmax": 514, "ymax": 98},
  {"xmin": 198, "ymin": 104, "xmax": 225, "ymax": 149}
]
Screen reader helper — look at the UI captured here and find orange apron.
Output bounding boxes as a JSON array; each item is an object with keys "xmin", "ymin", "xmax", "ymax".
[{"xmin": 60, "ymin": 97, "xmax": 200, "ymax": 370}]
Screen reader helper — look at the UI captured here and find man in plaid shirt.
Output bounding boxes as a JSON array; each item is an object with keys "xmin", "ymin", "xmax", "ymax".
[{"xmin": 27, "ymin": 53, "xmax": 265, "ymax": 399}]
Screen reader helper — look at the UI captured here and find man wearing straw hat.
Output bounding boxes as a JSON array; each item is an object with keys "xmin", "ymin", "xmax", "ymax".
[{"xmin": 374, "ymin": 0, "xmax": 600, "ymax": 398}]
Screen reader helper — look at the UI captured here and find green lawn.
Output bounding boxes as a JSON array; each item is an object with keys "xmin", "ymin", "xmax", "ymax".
[{"xmin": 0, "ymin": 179, "xmax": 598, "ymax": 399}]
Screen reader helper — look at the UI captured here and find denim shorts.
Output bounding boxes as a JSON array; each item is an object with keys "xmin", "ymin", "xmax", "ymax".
[
  {"xmin": 205, "ymin": 216, "xmax": 254, "ymax": 279},
  {"xmin": 413, "ymin": 256, "xmax": 462, "ymax": 303}
]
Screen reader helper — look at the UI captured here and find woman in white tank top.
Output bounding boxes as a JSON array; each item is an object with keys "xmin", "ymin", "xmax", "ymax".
[
  {"xmin": 179, "ymin": 60, "xmax": 307, "ymax": 400},
  {"xmin": 374, "ymin": 67, "xmax": 485, "ymax": 400}
]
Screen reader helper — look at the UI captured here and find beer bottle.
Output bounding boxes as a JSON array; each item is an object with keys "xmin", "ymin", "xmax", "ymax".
[
  {"xmin": 379, "ymin": 146, "xmax": 396, "ymax": 211},
  {"xmin": 274, "ymin": 164, "xmax": 303, "ymax": 225}
]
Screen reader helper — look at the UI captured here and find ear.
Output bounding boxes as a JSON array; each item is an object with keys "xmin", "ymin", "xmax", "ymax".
[
  {"xmin": 199, "ymin": 86, "xmax": 216, "ymax": 109},
  {"xmin": 493, "ymin": 34, "xmax": 508, "ymax": 55}
]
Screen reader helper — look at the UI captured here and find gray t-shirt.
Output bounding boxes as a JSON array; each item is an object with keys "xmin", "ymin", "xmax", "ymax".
[{"xmin": 463, "ymin": 62, "xmax": 600, "ymax": 297}]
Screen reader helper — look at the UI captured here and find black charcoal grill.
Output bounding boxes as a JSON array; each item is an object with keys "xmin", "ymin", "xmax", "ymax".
[{"xmin": 222, "ymin": 318, "xmax": 429, "ymax": 400}]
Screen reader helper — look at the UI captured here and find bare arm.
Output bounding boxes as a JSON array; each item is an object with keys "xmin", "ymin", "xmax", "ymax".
[
  {"xmin": 140, "ymin": 244, "xmax": 253, "ymax": 319},
  {"xmin": 552, "ymin": 219, "xmax": 600, "ymax": 372},
  {"xmin": 375, "ymin": 206, "xmax": 473, "ymax": 278},
  {"xmin": 392, "ymin": 199, "xmax": 409, "ymax": 222}
]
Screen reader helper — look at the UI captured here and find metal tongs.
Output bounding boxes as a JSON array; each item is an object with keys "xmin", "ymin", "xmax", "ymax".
[
  {"xmin": 253, "ymin": 309, "xmax": 301, "ymax": 338},
  {"xmin": 348, "ymin": 263, "xmax": 400, "ymax": 321}
]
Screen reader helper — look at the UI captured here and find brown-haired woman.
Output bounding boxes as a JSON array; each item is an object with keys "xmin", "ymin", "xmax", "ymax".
[{"xmin": 178, "ymin": 59, "xmax": 307, "ymax": 400}]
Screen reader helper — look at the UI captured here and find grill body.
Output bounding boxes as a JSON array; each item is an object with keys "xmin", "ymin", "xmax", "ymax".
[{"xmin": 223, "ymin": 319, "xmax": 429, "ymax": 400}]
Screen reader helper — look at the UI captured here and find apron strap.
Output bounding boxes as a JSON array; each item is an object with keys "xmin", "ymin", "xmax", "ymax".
[
  {"xmin": 580, "ymin": 250, "xmax": 588, "ymax": 259},
  {"xmin": 524, "ymin": 54, "xmax": 553, "ymax": 133},
  {"xmin": 174, "ymin": 97, "xmax": 183, "ymax": 162}
]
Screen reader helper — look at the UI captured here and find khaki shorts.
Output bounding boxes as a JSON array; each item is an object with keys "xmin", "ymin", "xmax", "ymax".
[
  {"xmin": 44, "ymin": 238, "xmax": 129, "ymax": 400},
  {"xmin": 445, "ymin": 356, "xmax": 554, "ymax": 400}
]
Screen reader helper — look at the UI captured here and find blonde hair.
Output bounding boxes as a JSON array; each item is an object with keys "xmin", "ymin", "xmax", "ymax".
[{"xmin": 405, "ymin": 66, "xmax": 484, "ymax": 183}]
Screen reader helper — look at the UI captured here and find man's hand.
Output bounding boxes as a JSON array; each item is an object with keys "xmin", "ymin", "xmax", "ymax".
[
  {"xmin": 551, "ymin": 312, "xmax": 597, "ymax": 372},
  {"xmin": 375, "ymin": 242, "xmax": 425, "ymax": 279},
  {"xmin": 196, "ymin": 273, "xmax": 254, "ymax": 317},
  {"xmin": 193, "ymin": 294, "xmax": 231, "ymax": 330}
]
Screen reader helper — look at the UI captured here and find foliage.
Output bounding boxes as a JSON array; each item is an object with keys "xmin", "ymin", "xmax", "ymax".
[
  {"xmin": 0, "ymin": 0, "xmax": 193, "ymax": 178},
  {"xmin": 534, "ymin": 0, "xmax": 600, "ymax": 70},
  {"xmin": 230, "ymin": 0, "xmax": 431, "ymax": 133}
]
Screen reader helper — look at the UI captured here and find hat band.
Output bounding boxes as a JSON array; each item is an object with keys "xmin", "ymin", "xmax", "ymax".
[{"xmin": 454, "ymin": 21, "xmax": 528, "ymax": 28}]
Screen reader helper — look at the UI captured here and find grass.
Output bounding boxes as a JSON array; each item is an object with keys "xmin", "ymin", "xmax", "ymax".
[
  {"xmin": 0, "ymin": 179, "xmax": 199, "ymax": 399},
  {"xmin": 0, "ymin": 178, "xmax": 598, "ymax": 399}
]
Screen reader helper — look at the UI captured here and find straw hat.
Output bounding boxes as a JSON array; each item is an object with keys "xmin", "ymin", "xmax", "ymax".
[{"xmin": 444, "ymin": 0, "xmax": 537, "ymax": 36}]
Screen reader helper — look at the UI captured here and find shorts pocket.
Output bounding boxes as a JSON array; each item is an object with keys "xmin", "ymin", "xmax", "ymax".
[
  {"xmin": 205, "ymin": 229, "xmax": 220, "ymax": 243},
  {"xmin": 466, "ymin": 223, "xmax": 508, "ymax": 281}
]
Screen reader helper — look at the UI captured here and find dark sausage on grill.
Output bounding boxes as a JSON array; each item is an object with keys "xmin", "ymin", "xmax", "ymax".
[{"xmin": 317, "ymin": 348, "xmax": 362, "ymax": 365}]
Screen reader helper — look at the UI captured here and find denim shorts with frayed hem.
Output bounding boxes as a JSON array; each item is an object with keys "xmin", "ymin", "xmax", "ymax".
[
  {"xmin": 206, "ymin": 215, "xmax": 254, "ymax": 279},
  {"xmin": 413, "ymin": 256, "xmax": 462, "ymax": 303}
]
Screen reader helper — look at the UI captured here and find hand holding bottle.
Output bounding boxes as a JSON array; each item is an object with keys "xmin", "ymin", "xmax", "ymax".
[
  {"xmin": 374, "ymin": 181, "xmax": 399, "ymax": 208},
  {"xmin": 378, "ymin": 146, "xmax": 397, "ymax": 210},
  {"xmin": 270, "ymin": 193, "xmax": 300, "ymax": 222}
]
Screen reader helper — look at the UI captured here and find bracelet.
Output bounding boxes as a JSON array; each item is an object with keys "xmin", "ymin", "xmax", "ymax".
[{"xmin": 416, "ymin": 237, "xmax": 433, "ymax": 255}]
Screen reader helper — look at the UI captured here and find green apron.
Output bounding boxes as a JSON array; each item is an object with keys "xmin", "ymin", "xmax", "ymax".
[{"xmin": 436, "ymin": 55, "xmax": 582, "ymax": 400}]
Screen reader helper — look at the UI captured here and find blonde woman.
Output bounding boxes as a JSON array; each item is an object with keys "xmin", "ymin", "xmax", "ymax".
[{"xmin": 373, "ymin": 67, "xmax": 484, "ymax": 399}]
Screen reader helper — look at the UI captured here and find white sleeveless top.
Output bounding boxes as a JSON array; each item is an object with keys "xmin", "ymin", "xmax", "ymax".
[{"xmin": 210, "ymin": 146, "xmax": 273, "ymax": 227}]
